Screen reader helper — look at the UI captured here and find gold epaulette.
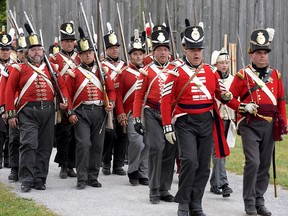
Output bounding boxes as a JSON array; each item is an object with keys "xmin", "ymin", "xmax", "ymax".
[
  {"xmin": 208, "ymin": 64, "xmax": 217, "ymax": 73},
  {"xmin": 236, "ymin": 69, "xmax": 245, "ymax": 80},
  {"xmin": 275, "ymin": 69, "xmax": 281, "ymax": 79}
]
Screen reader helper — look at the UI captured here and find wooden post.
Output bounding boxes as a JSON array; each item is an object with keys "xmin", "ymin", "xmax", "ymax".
[{"xmin": 229, "ymin": 43, "xmax": 237, "ymax": 76}]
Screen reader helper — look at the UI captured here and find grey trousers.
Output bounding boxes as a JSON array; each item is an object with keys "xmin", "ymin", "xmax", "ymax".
[
  {"xmin": 127, "ymin": 113, "xmax": 148, "ymax": 178},
  {"xmin": 74, "ymin": 105, "xmax": 106, "ymax": 182},
  {"xmin": 174, "ymin": 112, "xmax": 213, "ymax": 211},
  {"xmin": 144, "ymin": 108, "xmax": 176, "ymax": 197},
  {"xmin": 8, "ymin": 126, "xmax": 20, "ymax": 168},
  {"xmin": 18, "ymin": 104, "xmax": 55, "ymax": 185},
  {"xmin": 239, "ymin": 119, "xmax": 274, "ymax": 208}
]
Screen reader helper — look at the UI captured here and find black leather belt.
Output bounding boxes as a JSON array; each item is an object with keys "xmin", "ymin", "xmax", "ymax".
[
  {"xmin": 178, "ymin": 103, "xmax": 213, "ymax": 109},
  {"xmin": 26, "ymin": 101, "xmax": 54, "ymax": 108},
  {"xmin": 79, "ymin": 104, "xmax": 103, "ymax": 110}
]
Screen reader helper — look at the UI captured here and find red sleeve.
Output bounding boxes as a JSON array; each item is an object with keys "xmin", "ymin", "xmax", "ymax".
[
  {"xmin": 160, "ymin": 73, "xmax": 177, "ymax": 126},
  {"xmin": 133, "ymin": 73, "xmax": 148, "ymax": 118},
  {"xmin": 228, "ymin": 75, "xmax": 243, "ymax": 110},
  {"xmin": 5, "ymin": 67, "xmax": 20, "ymax": 112},
  {"xmin": 115, "ymin": 73, "xmax": 125, "ymax": 116},
  {"xmin": 104, "ymin": 70, "xmax": 116, "ymax": 102},
  {"xmin": 56, "ymin": 69, "xmax": 69, "ymax": 103},
  {"xmin": 64, "ymin": 72, "xmax": 76, "ymax": 110},
  {"xmin": 277, "ymin": 74, "xmax": 287, "ymax": 125}
]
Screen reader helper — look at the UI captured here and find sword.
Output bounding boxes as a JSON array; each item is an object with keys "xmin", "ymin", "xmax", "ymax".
[{"xmin": 273, "ymin": 145, "xmax": 277, "ymax": 198}]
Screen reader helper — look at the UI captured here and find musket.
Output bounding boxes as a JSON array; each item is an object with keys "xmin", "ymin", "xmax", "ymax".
[
  {"xmin": 273, "ymin": 146, "xmax": 277, "ymax": 198},
  {"xmin": 23, "ymin": 13, "xmax": 65, "ymax": 104},
  {"xmin": 165, "ymin": 0, "xmax": 177, "ymax": 60},
  {"xmin": 7, "ymin": 10, "xmax": 20, "ymax": 37},
  {"xmin": 79, "ymin": 2, "xmax": 113, "ymax": 131},
  {"xmin": 98, "ymin": 2, "xmax": 107, "ymax": 59},
  {"xmin": 39, "ymin": 28, "xmax": 66, "ymax": 104},
  {"xmin": 91, "ymin": 16, "xmax": 98, "ymax": 56},
  {"xmin": 116, "ymin": 3, "xmax": 129, "ymax": 64},
  {"xmin": 142, "ymin": 11, "xmax": 149, "ymax": 54}
]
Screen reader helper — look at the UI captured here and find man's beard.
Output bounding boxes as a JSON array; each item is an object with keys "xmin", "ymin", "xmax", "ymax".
[{"xmin": 31, "ymin": 55, "xmax": 43, "ymax": 63}]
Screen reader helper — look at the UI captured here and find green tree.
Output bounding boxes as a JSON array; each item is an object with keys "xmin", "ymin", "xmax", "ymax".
[{"xmin": 0, "ymin": 0, "xmax": 6, "ymax": 29}]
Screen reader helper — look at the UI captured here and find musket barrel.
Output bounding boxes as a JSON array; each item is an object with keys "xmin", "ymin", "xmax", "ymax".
[{"xmin": 116, "ymin": 3, "xmax": 129, "ymax": 64}]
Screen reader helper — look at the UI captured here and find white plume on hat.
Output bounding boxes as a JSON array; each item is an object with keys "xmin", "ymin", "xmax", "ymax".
[
  {"xmin": 199, "ymin": 22, "xmax": 204, "ymax": 30},
  {"xmin": 8, "ymin": 28, "xmax": 15, "ymax": 38},
  {"xmin": 266, "ymin": 28, "xmax": 275, "ymax": 42},
  {"xmin": 18, "ymin": 28, "xmax": 24, "ymax": 35},
  {"xmin": 107, "ymin": 22, "xmax": 113, "ymax": 33}
]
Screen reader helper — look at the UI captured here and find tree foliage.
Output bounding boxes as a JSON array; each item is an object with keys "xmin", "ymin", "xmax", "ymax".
[{"xmin": 0, "ymin": 0, "xmax": 6, "ymax": 28}]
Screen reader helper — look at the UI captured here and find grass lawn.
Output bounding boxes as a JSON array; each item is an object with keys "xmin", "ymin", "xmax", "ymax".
[
  {"xmin": 0, "ymin": 183, "xmax": 58, "ymax": 216},
  {"xmin": 226, "ymin": 134, "xmax": 288, "ymax": 189}
]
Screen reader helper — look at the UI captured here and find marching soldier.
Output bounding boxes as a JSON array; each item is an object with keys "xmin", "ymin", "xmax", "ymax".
[
  {"xmin": 133, "ymin": 27, "xmax": 176, "ymax": 204},
  {"xmin": 49, "ymin": 22, "xmax": 80, "ymax": 179},
  {"xmin": 0, "ymin": 32, "xmax": 17, "ymax": 169},
  {"xmin": 228, "ymin": 28, "xmax": 287, "ymax": 216},
  {"xmin": 209, "ymin": 47, "xmax": 234, "ymax": 197},
  {"xmin": 0, "ymin": 32, "xmax": 27, "ymax": 181},
  {"xmin": 65, "ymin": 27, "xmax": 116, "ymax": 189},
  {"xmin": 160, "ymin": 24, "xmax": 231, "ymax": 216},
  {"xmin": 115, "ymin": 30, "xmax": 149, "ymax": 186},
  {"xmin": 101, "ymin": 23, "xmax": 128, "ymax": 176},
  {"xmin": 5, "ymin": 24, "xmax": 68, "ymax": 192}
]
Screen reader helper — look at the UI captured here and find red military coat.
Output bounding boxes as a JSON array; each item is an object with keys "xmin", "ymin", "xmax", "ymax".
[
  {"xmin": 115, "ymin": 62, "xmax": 140, "ymax": 119},
  {"xmin": 133, "ymin": 62, "xmax": 176, "ymax": 118},
  {"xmin": 65, "ymin": 64, "xmax": 116, "ymax": 110},
  {"xmin": 49, "ymin": 51, "xmax": 80, "ymax": 80},
  {"xmin": 5, "ymin": 62, "xmax": 68, "ymax": 112},
  {"xmin": 160, "ymin": 63, "xmax": 230, "ymax": 157}
]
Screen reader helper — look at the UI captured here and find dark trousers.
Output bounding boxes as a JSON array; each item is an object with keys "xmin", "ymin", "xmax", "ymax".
[
  {"xmin": 144, "ymin": 108, "xmax": 176, "ymax": 197},
  {"xmin": 239, "ymin": 119, "xmax": 274, "ymax": 208},
  {"xmin": 18, "ymin": 104, "xmax": 55, "ymax": 185},
  {"xmin": 54, "ymin": 115, "xmax": 76, "ymax": 169},
  {"xmin": 174, "ymin": 112, "xmax": 213, "ymax": 212},
  {"xmin": 74, "ymin": 105, "xmax": 106, "ymax": 181},
  {"xmin": 8, "ymin": 126, "xmax": 20, "ymax": 168},
  {"xmin": 0, "ymin": 122, "xmax": 6, "ymax": 166},
  {"xmin": 102, "ymin": 113, "xmax": 128, "ymax": 169}
]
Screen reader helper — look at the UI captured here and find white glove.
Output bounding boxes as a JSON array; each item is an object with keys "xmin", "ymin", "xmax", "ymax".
[
  {"xmin": 165, "ymin": 132, "xmax": 176, "ymax": 144},
  {"xmin": 244, "ymin": 103, "xmax": 259, "ymax": 114}
]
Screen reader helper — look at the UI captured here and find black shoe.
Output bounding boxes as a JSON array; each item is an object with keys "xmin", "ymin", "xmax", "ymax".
[
  {"xmin": 88, "ymin": 179, "xmax": 102, "ymax": 188},
  {"xmin": 128, "ymin": 171, "xmax": 139, "ymax": 186},
  {"xmin": 139, "ymin": 178, "xmax": 149, "ymax": 185},
  {"xmin": 8, "ymin": 168, "xmax": 19, "ymax": 181},
  {"xmin": 102, "ymin": 167, "xmax": 111, "ymax": 175},
  {"xmin": 221, "ymin": 184, "xmax": 233, "ymax": 197},
  {"xmin": 190, "ymin": 210, "xmax": 206, "ymax": 216},
  {"xmin": 59, "ymin": 167, "xmax": 68, "ymax": 179},
  {"xmin": 177, "ymin": 209, "xmax": 189, "ymax": 216},
  {"xmin": 21, "ymin": 184, "xmax": 31, "ymax": 193},
  {"xmin": 34, "ymin": 184, "xmax": 46, "ymax": 190},
  {"xmin": 160, "ymin": 194, "xmax": 174, "ymax": 202},
  {"xmin": 0, "ymin": 163, "xmax": 2, "ymax": 169},
  {"xmin": 256, "ymin": 206, "xmax": 272, "ymax": 216},
  {"xmin": 245, "ymin": 206, "xmax": 257, "ymax": 215},
  {"xmin": 150, "ymin": 196, "xmax": 160, "ymax": 204},
  {"xmin": 77, "ymin": 180, "xmax": 86, "ymax": 190},
  {"xmin": 210, "ymin": 186, "xmax": 222, "ymax": 195},
  {"xmin": 67, "ymin": 168, "xmax": 77, "ymax": 177},
  {"xmin": 112, "ymin": 167, "xmax": 126, "ymax": 176}
]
